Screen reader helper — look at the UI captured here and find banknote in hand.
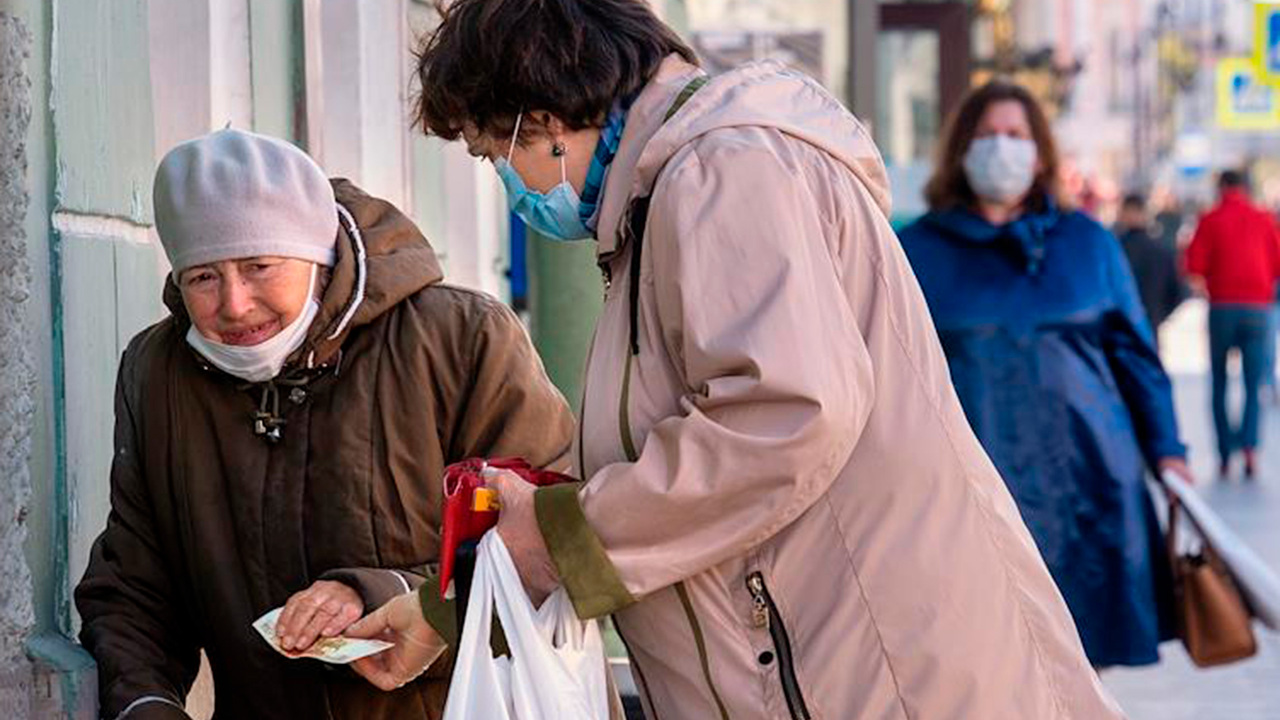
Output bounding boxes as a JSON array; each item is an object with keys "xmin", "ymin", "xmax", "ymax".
[{"xmin": 253, "ymin": 607, "xmax": 394, "ymax": 664}]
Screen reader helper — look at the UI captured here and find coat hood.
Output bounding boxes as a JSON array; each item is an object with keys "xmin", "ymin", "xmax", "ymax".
[
  {"xmin": 164, "ymin": 179, "xmax": 444, "ymax": 370},
  {"xmin": 919, "ymin": 201, "xmax": 1064, "ymax": 275},
  {"xmin": 596, "ymin": 55, "xmax": 891, "ymax": 256}
]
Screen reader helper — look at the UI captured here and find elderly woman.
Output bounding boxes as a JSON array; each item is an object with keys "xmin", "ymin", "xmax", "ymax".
[
  {"xmin": 74, "ymin": 129, "xmax": 572, "ymax": 719},
  {"xmin": 350, "ymin": 1, "xmax": 1124, "ymax": 718},
  {"xmin": 898, "ymin": 82, "xmax": 1190, "ymax": 668}
]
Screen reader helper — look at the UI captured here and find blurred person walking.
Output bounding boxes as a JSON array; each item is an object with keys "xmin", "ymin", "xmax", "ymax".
[
  {"xmin": 1153, "ymin": 194, "xmax": 1186, "ymax": 252},
  {"xmin": 343, "ymin": 2, "xmax": 1126, "ymax": 718},
  {"xmin": 1185, "ymin": 170, "xmax": 1280, "ymax": 479},
  {"xmin": 899, "ymin": 81, "xmax": 1191, "ymax": 669},
  {"xmin": 1115, "ymin": 193, "xmax": 1190, "ymax": 347}
]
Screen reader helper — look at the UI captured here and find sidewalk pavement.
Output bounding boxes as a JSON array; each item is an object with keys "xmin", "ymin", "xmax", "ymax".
[{"xmin": 1102, "ymin": 300, "xmax": 1280, "ymax": 719}]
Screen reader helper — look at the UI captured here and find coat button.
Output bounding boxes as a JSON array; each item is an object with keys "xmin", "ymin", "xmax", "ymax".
[{"xmin": 289, "ymin": 388, "xmax": 307, "ymax": 404}]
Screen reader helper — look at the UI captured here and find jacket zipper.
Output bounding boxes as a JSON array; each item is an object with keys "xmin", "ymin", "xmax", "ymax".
[{"xmin": 747, "ymin": 572, "xmax": 811, "ymax": 720}]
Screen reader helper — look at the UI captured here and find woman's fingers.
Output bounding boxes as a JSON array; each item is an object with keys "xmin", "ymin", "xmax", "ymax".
[
  {"xmin": 347, "ymin": 593, "xmax": 448, "ymax": 692},
  {"xmin": 352, "ymin": 653, "xmax": 400, "ymax": 692},
  {"xmin": 294, "ymin": 596, "xmax": 354, "ymax": 649},
  {"xmin": 277, "ymin": 580, "xmax": 363, "ymax": 650},
  {"xmin": 277, "ymin": 590, "xmax": 318, "ymax": 650},
  {"xmin": 345, "ymin": 603, "xmax": 391, "ymax": 640}
]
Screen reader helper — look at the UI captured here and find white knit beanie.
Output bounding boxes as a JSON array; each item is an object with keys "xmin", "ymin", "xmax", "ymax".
[{"xmin": 154, "ymin": 129, "xmax": 339, "ymax": 274}]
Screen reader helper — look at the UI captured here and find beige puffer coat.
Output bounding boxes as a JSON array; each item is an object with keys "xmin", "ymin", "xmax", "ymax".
[{"xmin": 532, "ymin": 56, "xmax": 1126, "ymax": 720}]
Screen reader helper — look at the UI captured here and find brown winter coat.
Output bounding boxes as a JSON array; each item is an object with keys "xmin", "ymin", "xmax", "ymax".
[
  {"xmin": 75, "ymin": 181, "xmax": 573, "ymax": 720},
  {"xmin": 532, "ymin": 57, "xmax": 1126, "ymax": 720}
]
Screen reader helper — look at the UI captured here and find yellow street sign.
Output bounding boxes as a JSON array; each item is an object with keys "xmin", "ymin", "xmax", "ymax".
[
  {"xmin": 1217, "ymin": 57, "xmax": 1280, "ymax": 130},
  {"xmin": 1254, "ymin": 3, "xmax": 1280, "ymax": 83}
]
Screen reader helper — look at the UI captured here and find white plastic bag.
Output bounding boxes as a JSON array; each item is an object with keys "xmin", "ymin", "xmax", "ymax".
[{"xmin": 442, "ymin": 531, "xmax": 611, "ymax": 720}]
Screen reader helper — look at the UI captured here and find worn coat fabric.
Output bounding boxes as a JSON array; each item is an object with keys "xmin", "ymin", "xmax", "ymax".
[
  {"xmin": 76, "ymin": 181, "xmax": 573, "ymax": 720},
  {"xmin": 899, "ymin": 204, "xmax": 1184, "ymax": 667},
  {"xmin": 531, "ymin": 56, "xmax": 1123, "ymax": 720}
]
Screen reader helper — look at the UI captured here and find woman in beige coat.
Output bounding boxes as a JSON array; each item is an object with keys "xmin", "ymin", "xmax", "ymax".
[{"xmin": 351, "ymin": 0, "xmax": 1127, "ymax": 717}]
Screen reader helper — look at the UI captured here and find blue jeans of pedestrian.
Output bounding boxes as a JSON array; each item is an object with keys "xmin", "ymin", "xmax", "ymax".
[{"xmin": 1209, "ymin": 305, "xmax": 1272, "ymax": 463}]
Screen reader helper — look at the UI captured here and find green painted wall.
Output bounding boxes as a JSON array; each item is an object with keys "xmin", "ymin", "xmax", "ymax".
[
  {"xmin": 50, "ymin": 0, "xmax": 165, "ymax": 633},
  {"xmin": 50, "ymin": 0, "xmax": 155, "ymax": 223},
  {"xmin": 249, "ymin": 0, "xmax": 306, "ymax": 145},
  {"xmin": 527, "ymin": 233, "xmax": 603, "ymax": 409}
]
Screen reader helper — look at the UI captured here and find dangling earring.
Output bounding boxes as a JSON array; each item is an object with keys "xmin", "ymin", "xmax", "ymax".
[{"xmin": 551, "ymin": 141, "xmax": 567, "ymax": 157}]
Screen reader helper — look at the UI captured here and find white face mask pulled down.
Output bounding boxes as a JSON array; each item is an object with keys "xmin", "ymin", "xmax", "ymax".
[
  {"xmin": 963, "ymin": 135, "xmax": 1038, "ymax": 206},
  {"xmin": 186, "ymin": 264, "xmax": 321, "ymax": 383}
]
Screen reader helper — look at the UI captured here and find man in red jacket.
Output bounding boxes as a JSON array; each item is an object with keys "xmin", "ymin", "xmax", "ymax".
[{"xmin": 1185, "ymin": 170, "xmax": 1280, "ymax": 478}]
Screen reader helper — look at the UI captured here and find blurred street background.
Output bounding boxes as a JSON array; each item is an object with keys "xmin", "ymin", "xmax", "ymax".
[
  {"xmin": 1102, "ymin": 301, "xmax": 1280, "ymax": 720},
  {"xmin": 1, "ymin": 0, "xmax": 1279, "ymax": 718}
]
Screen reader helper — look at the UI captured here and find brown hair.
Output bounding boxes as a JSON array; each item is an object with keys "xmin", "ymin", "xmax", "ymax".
[
  {"xmin": 924, "ymin": 81, "xmax": 1063, "ymax": 212},
  {"xmin": 412, "ymin": 0, "xmax": 697, "ymax": 142}
]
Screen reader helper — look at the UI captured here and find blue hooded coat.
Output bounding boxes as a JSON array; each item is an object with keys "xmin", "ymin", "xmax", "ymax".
[{"xmin": 899, "ymin": 202, "xmax": 1183, "ymax": 667}]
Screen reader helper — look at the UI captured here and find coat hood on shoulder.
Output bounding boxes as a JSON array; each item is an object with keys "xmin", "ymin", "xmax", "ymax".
[
  {"xmin": 916, "ymin": 201, "xmax": 1066, "ymax": 275},
  {"xmin": 163, "ymin": 179, "xmax": 444, "ymax": 370},
  {"xmin": 596, "ymin": 55, "xmax": 891, "ymax": 256}
]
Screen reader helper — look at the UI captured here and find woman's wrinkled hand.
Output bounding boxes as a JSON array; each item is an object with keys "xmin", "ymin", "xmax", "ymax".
[
  {"xmin": 276, "ymin": 580, "xmax": 363, "ymax": 652},
  {"xmin": 346, "ymin": 592, "xmax": 448, "ymax": 691},
  {"xmin": 483, "ymin": 467, "xmax": 561, "ymax": 606}
]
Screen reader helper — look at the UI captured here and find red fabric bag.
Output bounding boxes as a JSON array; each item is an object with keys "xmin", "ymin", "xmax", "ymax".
[{"xmin": 439, "ymin": 458, "xmax": 573, "ymax": 598}]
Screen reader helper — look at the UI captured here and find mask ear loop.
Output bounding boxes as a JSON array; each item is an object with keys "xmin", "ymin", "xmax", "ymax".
[{"xmin": 506, "ymin": 112, "xmax": 523, "ymax": 164}]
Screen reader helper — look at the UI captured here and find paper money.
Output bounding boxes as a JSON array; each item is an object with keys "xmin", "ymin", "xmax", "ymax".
[{"xmin": 253, "ymin": 607, "xmax": 394, "ymax": 664}]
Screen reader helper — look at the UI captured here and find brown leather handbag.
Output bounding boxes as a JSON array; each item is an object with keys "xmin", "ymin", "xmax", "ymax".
[{"xmin": 1168, "ymin": 498, "xmax": 1258, "ymax": 667}]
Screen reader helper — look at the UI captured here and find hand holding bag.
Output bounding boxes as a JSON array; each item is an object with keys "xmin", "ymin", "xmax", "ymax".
[
  {"xmin": 1167, "ymin": 496, "xmax": 1258, "ymax": 667},
  {"xmin": 439, "ymin": 458, "xmax": 574, "ymax": 599},
  {"xmin": 442, "ymin": 531, "xmax": 610, "ymax": 720}
]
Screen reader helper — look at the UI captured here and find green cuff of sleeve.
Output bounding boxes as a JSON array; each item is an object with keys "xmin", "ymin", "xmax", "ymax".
[
  {"xmin": 417, "ymin": 576, "xmax": 458, "ymax": 647},
  {"xmin": 535, "ymin": 482, "xmax": 636, "ymax": 619}
]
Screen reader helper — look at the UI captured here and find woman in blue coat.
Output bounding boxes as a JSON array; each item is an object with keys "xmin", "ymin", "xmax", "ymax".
[{"xmin": 898, "ymin": 82, "xmax": 1192, "ymax": 668}]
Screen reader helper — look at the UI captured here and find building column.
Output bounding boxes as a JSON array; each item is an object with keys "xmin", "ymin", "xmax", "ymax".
[
  {"xmin": 0, "ymin": 10, "xmax": 38, "ymax": 717},
  {"xmin": 848, "ymin": 0, "xmax": 879, "ymax": 121}
]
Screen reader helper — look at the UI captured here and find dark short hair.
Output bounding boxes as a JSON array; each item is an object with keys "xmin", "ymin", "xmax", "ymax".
[
  {"xmin": 1121, "ymin": 193, "xmax": 1145, "ymax": 211},
  {"xmin": 924, "ymin": 81, "xmax": 1063, "ymax": 212},
  {"xmin": 412, "ymin": 0, "xmax": 698, "ymax": 142},
  {"xmin": 1220, "ymin": 169, "xmax": 1247, "ymax": 190}
]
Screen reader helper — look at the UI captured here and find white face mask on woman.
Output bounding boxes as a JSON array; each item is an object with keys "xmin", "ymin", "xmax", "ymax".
[
  {"xmin": 186, "ymin": 264, "xmax": 321, "ymax": 383},
  {"xmin": 963, "ymin": 135, "xmax": 1038, "ymax": 205}
]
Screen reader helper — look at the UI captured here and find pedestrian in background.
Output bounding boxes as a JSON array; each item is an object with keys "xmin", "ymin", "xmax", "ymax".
[
  {"xmin": 1185, "ymin": 170, "xmax": 1280, "ymax": 479},
  {"xmin": 344, "ymin": 1, "xmax": 1126, "ymax": 718},
  {"xmin": 899, "ymin": 81, "xmax": 1191, "ymax": 669},
  {"xmin": 1116, "ymin": 192, "xmax": 1190, "ymax": 347},
  {"xmin": 1153, "ymin": 194, "xmax": 1186, "ymax": 252}
]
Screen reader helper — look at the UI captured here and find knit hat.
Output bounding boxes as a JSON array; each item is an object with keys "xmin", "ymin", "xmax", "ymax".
[{"xmin": 154, "ymin": 129, "xmax": 339, "ymax": 273}]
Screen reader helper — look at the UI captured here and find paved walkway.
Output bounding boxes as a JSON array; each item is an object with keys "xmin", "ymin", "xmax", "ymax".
[{"xmin": 1103, "ymin": 301, "xmax": 1280, "ymax": 719}]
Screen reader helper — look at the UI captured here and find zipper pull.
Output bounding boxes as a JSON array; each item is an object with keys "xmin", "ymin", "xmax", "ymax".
[{"xmin": 747, "ymin": 573, "xmax": 770, "ymax": 630}]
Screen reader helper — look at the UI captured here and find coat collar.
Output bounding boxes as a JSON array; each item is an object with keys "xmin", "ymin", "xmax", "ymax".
[{"xmin": 923, "ymin": 199, "xmax": 1063, "ymax": 275}]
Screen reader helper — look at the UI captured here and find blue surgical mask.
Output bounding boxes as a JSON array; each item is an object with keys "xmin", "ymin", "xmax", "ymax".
[{"xmin": 495, "ymin": 112, "xmax": 593, "ymax": 241}]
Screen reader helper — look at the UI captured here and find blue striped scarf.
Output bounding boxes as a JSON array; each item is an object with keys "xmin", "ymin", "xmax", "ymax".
[{"xmin": 579, "ymin": 97, "xmax": 633, "ymax": 232}]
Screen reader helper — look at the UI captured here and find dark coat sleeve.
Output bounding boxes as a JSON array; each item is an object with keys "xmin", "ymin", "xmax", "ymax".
[
  {"xmin": 1099, "ymin": 232, "xmax": 1187, "ymax": 466},
  {"xmin": 448, "ymin": 299, "xmax": 574, "ymax": 467},
  {"xmin": 75, "ymin": 352, "xmax": 199, "ymax": 719},
  {"xmin": 371, "ymin": 295, "xmax": 573, "ymax": 645}
]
